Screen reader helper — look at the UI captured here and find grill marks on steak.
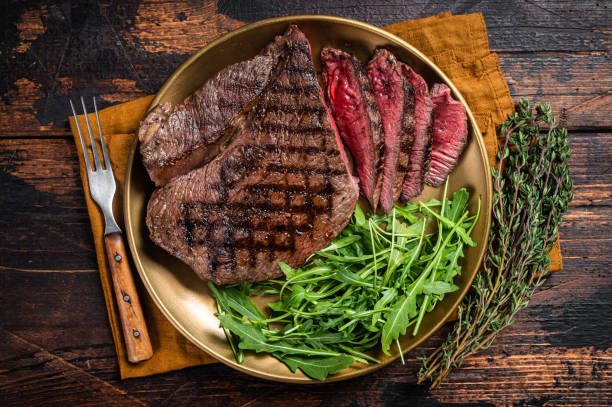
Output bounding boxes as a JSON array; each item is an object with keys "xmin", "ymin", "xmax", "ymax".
[
  {"xmin": 321, "ymin": 48, "xmax": 384, "ymax": 211},
  {"xmin": 367, "ymin": 49, "xmax": 415, "ymax": 214},
  {"xmin": 424, "ymin": 83, "xmax": 468, "ymax": 187},
  {"xmin": 138, "ymin": 28, "xmax": 300, "ymax": 186},
  {"xmin": 142, "ymin": 33, "xmax": 470, "ymax": 285},
  {"xmin": 146, "ymin": 27, "xmax": 358, "ymax": 285},
  {"xmin": 400, "ymin": 65, "xmax": 434, "ymax": 202}
]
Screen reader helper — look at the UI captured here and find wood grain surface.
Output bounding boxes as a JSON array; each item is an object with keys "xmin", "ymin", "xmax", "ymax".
[{"xmin": 1, "ymin": 1, "xmax": 610, "ymax": 405}]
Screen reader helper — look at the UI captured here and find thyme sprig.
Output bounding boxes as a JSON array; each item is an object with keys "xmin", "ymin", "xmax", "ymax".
[{"xmin": 417, "ymin": 100, "xmax": 574, "ymax": 388}]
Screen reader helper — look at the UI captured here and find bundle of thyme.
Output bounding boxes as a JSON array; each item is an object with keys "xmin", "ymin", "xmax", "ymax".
[{"xmin": 418, "ymin": 100, "xmax": 574, "ymax": 388}]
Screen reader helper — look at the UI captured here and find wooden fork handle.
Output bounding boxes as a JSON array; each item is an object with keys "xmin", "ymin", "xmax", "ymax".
[{"xmin": 104, "ymin": 232, "xmax": 153, "ymax": 363}]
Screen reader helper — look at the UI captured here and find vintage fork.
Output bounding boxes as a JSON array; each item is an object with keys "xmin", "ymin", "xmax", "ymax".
[{"xmin": 71, "ymin": 97, "xmax": 153, "ymax": 363}]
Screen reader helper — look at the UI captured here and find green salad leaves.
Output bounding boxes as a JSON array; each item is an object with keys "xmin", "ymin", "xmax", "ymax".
[{"xmin": 210, "ymin": 182, "xmax": 480, "ymax": 380}]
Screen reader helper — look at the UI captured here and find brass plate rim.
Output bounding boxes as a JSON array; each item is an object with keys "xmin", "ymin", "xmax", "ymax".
[{"xmin": 124, "ymin": 14, "xmax": 493, "ymax": 384}]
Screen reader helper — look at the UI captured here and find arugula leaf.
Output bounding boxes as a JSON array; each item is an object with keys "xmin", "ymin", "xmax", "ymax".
[
  {"xmin": 423, "ymin": 281, "xmax": 459, "ymax": 295},
  {"xmin": 279, "ymin": 354, "xmax": 355, "ymax": 381},
  {"xmin": 213, "ymin": 286, "xmax": 266, "ymax": 322},
  {"xmin": 335, "ymin": 268, "xmax": 373, "ymax": 287},
  {"xmin": 380, "ymin": 294, "xmax": 417, "ymax": 354},
  {"xmin": 371, "ymin": 287, "xmax": 397, "ymax": 326},
  {"xmin": 218, "ymin": 315, "xmax": 341, "ymax": 357},
  {"xmin": 318, "ymin": 235, "xmax": 362, "ymax": 253},
  {"xmin": 281, "ymin": 331, "xmax": 346, "ymax": 344},
  {"xmin": 447, "ymin": 188, "xmax": 470, "ymax": 223},
  {"xmin": 286, "ymin": 284, "xmax": 306, "ymax": 308},
  {"xmin": 316, "ymin": 251, "xmax": 389, "ymax": 263},
  {"xmin": 278, "ymin": 262, "xmax": 296, "ymax": 279},
  {"xmin": 353, "ymin": 204, "xmax": 366, "ymax": 227},
  {"xmin": 419, "ymin": 203, "xmax": 476, "ymax": 247},
  {"xmin": 217, "ymin": 314, "xmax": 266, "ymax": 343},
  {"xmin": 210, "ymin": 283, "xmax": 245, "ymax": 364}
]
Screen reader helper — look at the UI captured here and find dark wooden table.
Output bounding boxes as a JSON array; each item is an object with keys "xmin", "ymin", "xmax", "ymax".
[{"xmin": 1, "ymin": 1, "xmax": 610, "ymax": 405}]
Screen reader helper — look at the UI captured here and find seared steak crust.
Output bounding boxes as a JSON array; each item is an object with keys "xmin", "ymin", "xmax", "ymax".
[
  {"xmin": 146, "ymin": 26, "xmax": 358, "ymax": 285},
  {"xmin": 367, "ymin": 49, "xmax": 415, "ymax": 214},
  {"xmin": 321, "ymin": 48, "xmax": 384, "ymax": 211},
  {"xmin": 400, "ymin": 65, "xmax": 433, "ymax": 202},
  {"xmin": 424, "ymin": 83, "xmax": 468, "ymax": 187},
  {"xmin": 139, "ymin": 28, "xmax": 302, "ymax": 186}
]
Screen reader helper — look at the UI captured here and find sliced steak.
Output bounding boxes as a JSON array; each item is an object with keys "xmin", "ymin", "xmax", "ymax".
[
  {"xmin": 146, "ymin": 27, "xmax": 358, "ymax": 285},
  {"xmin": 399, "ymin": 65, "xmax": 433, "ymax": 201},
  {"xmin": 424, "ymin": 83, "xmax": 468, "ymax": 187},
  {"xmin": 367, "ymin": 49, "xmax": 415, "ymax": 214},
  {"xmin": 139, "ymin": 27, "xmax": 302, "ymax": 186},
  {"xmin": 321, "ymin": 48, "xmax": 384, "ymax": 211}
]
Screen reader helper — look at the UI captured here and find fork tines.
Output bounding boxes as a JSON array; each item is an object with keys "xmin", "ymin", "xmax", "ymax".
[
  {"xmin": 70, "ymin": 96, "xmax": 112, "ymax": 174},
  {"xmin": 70, "ymin": 96, "xmax": 120, "ymax": 235}
]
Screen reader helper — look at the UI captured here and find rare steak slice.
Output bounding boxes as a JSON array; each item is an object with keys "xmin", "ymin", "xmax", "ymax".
[
  {"xmin": 146, "ymin": 27, "xmax": 358, "ymax": 285},
  {"xmin": 321, "ymin": 48, "xmax": 384, "ymax": 211},
  {"xmin": 424, "ymin": 83, "xmax": 468, "ymax": 187},
  {"xmin": 367, "ymin": 49, "xmax": 415, "ymax": 214},
  {"xmin": 138, "ymin": 27, "xmax": 301, "ymax": 186},
  {"xmin": 400, "ymin": 65, "xmax": 433, "ymax": 201}
]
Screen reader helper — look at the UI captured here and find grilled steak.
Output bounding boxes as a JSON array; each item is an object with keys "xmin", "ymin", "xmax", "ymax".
[
  {"xmin": 139, "ymin": 28, "xmax": 300, "ymax": 186},
  {"xmin": 146, "ymin": 26, "xmax": 359, "ymax": 285},
  {"xmin": 321, "ymin": 48, "xmax": 384, "ymax": 211},
  {"xmin": 424, "ymin": 83, "xmax": 468, "ymax": 187},
  {"xmin": 400, "ymin": 65, "xmax": 433, "ymax": 201},
  {"xmin": 367, "ymin": 49, "xmax": 415, "ymax": 214}
]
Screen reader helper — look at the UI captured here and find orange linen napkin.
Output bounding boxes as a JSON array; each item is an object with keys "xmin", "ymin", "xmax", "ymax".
[{"xmin": 69, "ymin": 11, "xmax": 563, "ymax": 380}]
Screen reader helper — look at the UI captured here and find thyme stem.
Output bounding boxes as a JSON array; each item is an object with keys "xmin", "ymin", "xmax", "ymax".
[{"xmin": 417, "ymin": 100, "xmax": 573, "ymax": 388}]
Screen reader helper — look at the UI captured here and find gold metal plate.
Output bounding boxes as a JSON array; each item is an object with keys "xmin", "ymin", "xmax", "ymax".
[{"xmin": 124, "ymin": 15, "xmax": 492, "ymax": 383}]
